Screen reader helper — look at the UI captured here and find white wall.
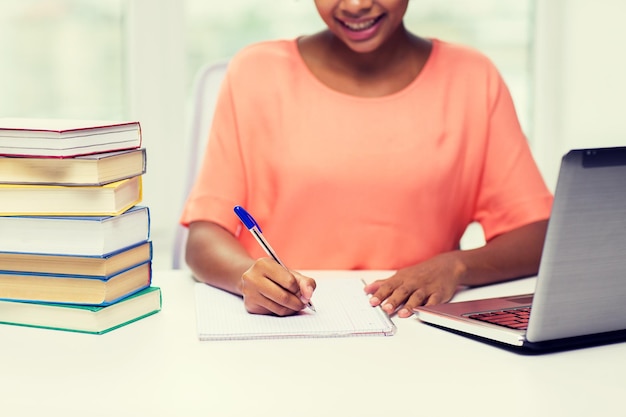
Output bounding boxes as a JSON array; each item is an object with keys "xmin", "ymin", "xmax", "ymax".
[
  {"xmin": 126, "ymin": 0, "xmax": 187, "ymax": 268},
  {"xmin": 533, "ymin": 0, "xmax": 626, "ymax": 190}
]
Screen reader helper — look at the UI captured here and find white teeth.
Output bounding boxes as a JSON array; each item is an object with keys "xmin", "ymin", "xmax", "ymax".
[{"xmin": 343, "ymin": 19, "xmax": 376, "ymax": 31}]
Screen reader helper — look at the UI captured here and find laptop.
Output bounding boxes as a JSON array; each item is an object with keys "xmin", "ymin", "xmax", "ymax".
[{"xmin": 414, "ymin": 147, "xmax": 626, "ymax": 351}]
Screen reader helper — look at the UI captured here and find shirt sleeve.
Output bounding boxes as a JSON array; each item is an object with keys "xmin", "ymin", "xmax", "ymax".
[{"xmin": 474, "ymin": 64, "xmax": 553, "ymax": 241}]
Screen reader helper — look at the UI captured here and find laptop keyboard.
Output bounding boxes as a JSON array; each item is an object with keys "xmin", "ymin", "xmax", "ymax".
[{"xmin": 466, "ymin": 307, "xmax": 531, "ymax": 330}]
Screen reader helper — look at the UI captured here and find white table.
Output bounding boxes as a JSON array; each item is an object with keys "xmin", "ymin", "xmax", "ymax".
[{"xmin": 1, "ymin": 270, "xmax": 624, "ymax": 417}]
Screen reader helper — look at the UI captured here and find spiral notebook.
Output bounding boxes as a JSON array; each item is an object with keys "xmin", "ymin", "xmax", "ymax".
[{"xmin": 194, "ymin": 277, "xmax": 396, "ymax": 340}]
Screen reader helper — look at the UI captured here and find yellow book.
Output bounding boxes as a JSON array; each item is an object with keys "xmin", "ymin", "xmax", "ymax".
[
  {"xmin": 0, "ymin": 148, "xmax": 146, "ymax": 186},
  {"xmin": 0, "ymin": 175, "xmax": 142, "ymax": 216},
  {"xmin": 0, "ymin": 261, "xmax": 152, "ymax": 305}
]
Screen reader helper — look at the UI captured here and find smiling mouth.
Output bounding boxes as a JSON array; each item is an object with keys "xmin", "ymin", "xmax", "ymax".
[{"xmin": 339, "ymin": 15, "xmax": 385, "ymax": 32}]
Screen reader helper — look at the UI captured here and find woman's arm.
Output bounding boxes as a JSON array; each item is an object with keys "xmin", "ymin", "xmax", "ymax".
[
  {"xmin": 364, "ymin": 219, "xmax": 549, "ymax": 318},
  {"xmin": 185, "ymin": 221, "xmax": 316, "ymax": 316},
  {"xmin": 185, "ymin": 221, "xmax": 254, "ymax": 295}
]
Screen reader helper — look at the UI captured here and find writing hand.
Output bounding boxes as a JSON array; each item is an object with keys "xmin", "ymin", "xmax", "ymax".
[
  {"xmin": 241, "ymin": 257, "xmax": 316, "ymax": 316},
  {"xmin": 363, "ymin": 253, "xmax": 464, "ymax": 318}
]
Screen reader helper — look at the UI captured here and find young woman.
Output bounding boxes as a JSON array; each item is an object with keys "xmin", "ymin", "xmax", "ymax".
[{"xmin": 181, "ymin": 0, "xmax": 553, "ymax": 318}]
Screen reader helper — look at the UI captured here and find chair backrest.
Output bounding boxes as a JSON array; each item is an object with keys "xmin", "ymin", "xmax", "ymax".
[{"xmin": 172, "ymin": 60, "xmax": 229, "ymax": 269}]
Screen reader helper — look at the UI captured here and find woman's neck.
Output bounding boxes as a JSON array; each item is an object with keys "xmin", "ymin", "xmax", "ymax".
[{"xmin": 298, "ymin": 26, "xmax": 432, "ymax": 97}]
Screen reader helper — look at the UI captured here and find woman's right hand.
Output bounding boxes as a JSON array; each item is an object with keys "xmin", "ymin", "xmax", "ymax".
[{"xmin": 241, "ymin": 258, "xmax": 316, "ymax": 316}]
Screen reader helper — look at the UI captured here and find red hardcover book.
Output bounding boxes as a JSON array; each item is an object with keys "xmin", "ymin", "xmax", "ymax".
[{"xmin": 0, "ymin": 118, "xmax": 142, "ymax": 158}]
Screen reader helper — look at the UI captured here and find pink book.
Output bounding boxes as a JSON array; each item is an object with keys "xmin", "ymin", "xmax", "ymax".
[{"xmin": 0, "ymin": 118, "xmax": 142, "ymax": 158}]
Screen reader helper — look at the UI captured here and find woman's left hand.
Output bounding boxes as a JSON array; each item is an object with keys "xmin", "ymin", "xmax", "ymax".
[
  {"xmin": 363, "ymin": 252, "xmax": 467, "ymax": 318},
  {"xmin": 364, "ymin": 220, "xmax": 549, "ymax": 318}
]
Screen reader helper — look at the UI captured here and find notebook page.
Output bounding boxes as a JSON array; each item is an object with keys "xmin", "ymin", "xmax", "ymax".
[{"xmin": 194, "ymin": 277, "xmax": 396, "ymax": 340}]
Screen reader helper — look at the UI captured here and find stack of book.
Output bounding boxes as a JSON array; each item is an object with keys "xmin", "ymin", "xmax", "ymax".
[{"xmin": 0, "ymin": 118, "xmax": 161, "ymax": 334}]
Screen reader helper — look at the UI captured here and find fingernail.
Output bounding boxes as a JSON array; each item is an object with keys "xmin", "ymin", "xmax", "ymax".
[{"xmin": 370, "ymin": 296, "xmax": 380, "ymax": 306}]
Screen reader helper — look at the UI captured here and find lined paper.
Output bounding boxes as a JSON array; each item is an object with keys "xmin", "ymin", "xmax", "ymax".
[{"xmin": 194, "ymin": 278, "xmax": 396, "ymax": 340}]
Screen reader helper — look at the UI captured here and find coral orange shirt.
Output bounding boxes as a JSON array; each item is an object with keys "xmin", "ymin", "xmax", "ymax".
[{"xmin": 181, "ymin": 39, "xmax": 553, "ymax": 270}]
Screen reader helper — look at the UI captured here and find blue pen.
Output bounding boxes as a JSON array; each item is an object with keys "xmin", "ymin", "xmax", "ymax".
[{"xmin": 234, "ymin": 205, "xmax": 316, "ymax": 312}]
